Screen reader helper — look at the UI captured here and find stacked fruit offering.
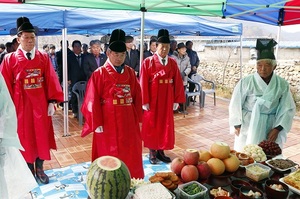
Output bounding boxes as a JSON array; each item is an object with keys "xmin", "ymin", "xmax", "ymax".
[
  {"xmin": 170, "ymin": 142, "xmax": 241, "ymax": 184},
  {"xmin": 258, "ymin": 140, "xmax": 282, "ymax": 157}
]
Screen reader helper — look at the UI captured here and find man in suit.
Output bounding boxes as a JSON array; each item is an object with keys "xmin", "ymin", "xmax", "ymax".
[
  {"xmin": 83, "ymin": 39, "xmax": 107, "ymax": 80},
  {"xmin": 144, "ymin": 38, "xmax": 157, "ymax": 59},
  {"xmin": 124, "ymin": 35, "xmax": 140, "ymax": 76},
  {"xmin": 68, "ymin": 40, "xmax": 86, "ymax": 118},
  {"xmin": 56, "ymin": 40, "xmax": 72, "ymax": 84}
]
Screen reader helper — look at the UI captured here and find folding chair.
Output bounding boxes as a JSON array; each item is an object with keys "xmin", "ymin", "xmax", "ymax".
[
  {"xmin": 190, "ymin": 74, "xmax": 216, "ymax": 108},
  {"xmin": 186, "ymin": 77, "xmax": 202, "ymax": 107},
  {"xmin": 72, "ymin": 81, "xmax": 87, "ymax": 125}
]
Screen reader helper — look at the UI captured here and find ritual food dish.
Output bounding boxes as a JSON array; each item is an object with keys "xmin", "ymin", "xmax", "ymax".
[
  {"xmin": 280, "ymin": 169, "xmax": 300, "ymax": 194},
  {"xmin": 133, "ymin": 182, "xmax": 175, "ymax": 199},
  {"xmin": 230, "ymin": 179, "xmax": 251, "ymax": 195},
  {"xmin": 148, "ymin": 171, "xmax": 180, "ymax": 191},
  {"xmin": 243, "ymin": 144, "xmax": 267, "ymax": 162},
  {"xmin": 209, "ymin": 186, "xmax": 230, "ymax": 199},
  {"xmin": 235, "ymin": 152, "xmax": 255, "ymax": 167},
  {"xmin": 265, "ymin": 159, "xmax": 298, "ymax": 172},
  {"xmin": 265, "ymin": 179, "xmax": 289, "ymax": 199},
  {"xmin": 245, "ymin": 163, "xmax": 271, "ymax": 182},
  {"xmin": 214, "ymin": 196, "xmax": 233, "ymax": 199},
  {"xmin": 178, "ymin": 181, "xmax": 207, "ymax": 199},
  {"xmin": 258, "ymin": 140, "xmax": 282, "ymax": 157},
  {"xmin": 239, "ymin": 186, "xmax": 263, "ymax": 199}
]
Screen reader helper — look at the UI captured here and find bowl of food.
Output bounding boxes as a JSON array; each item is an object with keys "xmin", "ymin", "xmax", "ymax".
[
  {"xmin": 178, "ymin": 181, "xmax": 207, "ymax": 199},
  {"xmin": 245, "ymin": 163, "xmax": 271, "ymax": 182},
  {"xmin": 230, "ymin": 179, "xmax": 251, "ymax": 195},
  {"xmin": 265, "ymin": 179, "xmax": 289, "ymax": 199},
  {"xmin": 214, "ymin": 196, "xmax": 233, "ymax": 199},
  {"xmin": 209, "ymin": 186, "xmax": 230, "ymax": 199},
  {"xmin": 239, "ymin": 185, "xmax": 263, "ymax": 199}
]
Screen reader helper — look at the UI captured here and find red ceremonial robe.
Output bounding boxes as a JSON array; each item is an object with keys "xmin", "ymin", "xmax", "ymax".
[
  {"xmin": 0, "ymin": 49, "xmax": 63, "ymax": 163},
  {"xmin": 81, "ymin": 62, "xmax": 144, "ymax": 179},
  {"xmin": 140, "ymin": 54, "xmax": 185, "ymax": 150}
]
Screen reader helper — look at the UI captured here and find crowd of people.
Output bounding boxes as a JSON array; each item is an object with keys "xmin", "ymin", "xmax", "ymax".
[{"xmin": 0, "ymin": 16, "xmax": 296, "ymax": 199}]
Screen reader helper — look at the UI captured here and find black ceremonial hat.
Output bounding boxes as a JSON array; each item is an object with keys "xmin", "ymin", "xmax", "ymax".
[
  {"xmin": 108, "ymin": 29, "xmax": 126, "ymax": 52},
  {"xmin": 157, "ymin": 29, "xmax": 170, "ymax": 44},
  {"xmin": 256, "ymin": 39, "xmax": 277, "ymax": 60},
  {"xmin": 16, "ymin": 16, "xmax": 35, "ymax": 35}
]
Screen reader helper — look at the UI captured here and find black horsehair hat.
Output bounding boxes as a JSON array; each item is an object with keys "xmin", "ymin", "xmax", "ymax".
[
  {"xmin": 109, "ymin": 29, "xmax": 126, "ymax": 52},
  {"xmin": 256, "ymin": 38, "xmax": 277, "ymax": 60},
  {"xmin": 157, "ymin": 29, "xmax": 170, "ymax": 44},
  {"xmin": 16, "ymin": 16, "xmax": 35, "ymax": 35}
]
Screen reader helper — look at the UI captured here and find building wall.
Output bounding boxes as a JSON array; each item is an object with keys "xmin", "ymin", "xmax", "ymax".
[
  {"xmin": 197, "ymin": 59, "xmax": 300, "ymax": 102},
  {"xmin": 197, "ymin": 46, "xmax": 300, "ymax": 63}
]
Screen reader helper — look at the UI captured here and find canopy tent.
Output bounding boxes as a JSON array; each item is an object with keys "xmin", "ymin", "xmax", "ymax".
[
  {"xmin": 64, "ymin": 8, "xmax": 242, "ymax": 36},
  {"xmin": 0, "ymin": 3, "xmax": 64, "ymax": 35},
  {"xmin": 0, "ymin": 3, "xmax": 242, "ymax": 36},
  {"xmin": 0, "ymin": 2, "xmax": 243, "ymax": 136},
  {"xmin": 23, "ymin": 0, "xmax": 300, "ymax": 26}
]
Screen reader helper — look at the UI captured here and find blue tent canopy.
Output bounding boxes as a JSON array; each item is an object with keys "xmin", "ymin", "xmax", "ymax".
[
  {"xmin": 0, "ymin": 3, "xmax": 242, "ymax": 36},
  {"xmin": 0, "ymin": 3, "xmax": 64, "ymax": 35}
]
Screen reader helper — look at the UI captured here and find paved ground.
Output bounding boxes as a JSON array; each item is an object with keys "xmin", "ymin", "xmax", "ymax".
[{"xmin": 45, "ymin": 96, "xmax": 300, "ymax": 170}]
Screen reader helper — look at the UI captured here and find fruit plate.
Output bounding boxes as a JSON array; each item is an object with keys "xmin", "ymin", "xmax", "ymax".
[
  {"xmin": 265, "ymin": 159, "xmax": 298, "ymax": 173},
  {"xmin": 279, "ymin": 177, "xmax": 300, "ymax": 195}
]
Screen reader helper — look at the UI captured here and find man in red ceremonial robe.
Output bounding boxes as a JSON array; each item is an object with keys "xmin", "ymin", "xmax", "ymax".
[
  {"xmin": 0, "ymin": 17, "xmax": 63, "ymax": 184},
  {"xmin": 140, "ymin": 29, "xmax": 185, "ymax": 164},
  {"xmin": 81, "ymin": 29, "xmax": 144, "ymax": 179}
]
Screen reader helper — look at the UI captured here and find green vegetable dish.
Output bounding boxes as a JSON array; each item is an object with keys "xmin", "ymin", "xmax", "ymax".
[{"xmin": 183, "ymin": 183, "xmax": 202, "ymax": 195}]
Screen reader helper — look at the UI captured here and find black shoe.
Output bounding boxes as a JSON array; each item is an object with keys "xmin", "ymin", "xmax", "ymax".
[
  {"xmin": 35, "ymin": 158, "xmax": 49, "ymax": 184},
  {"xmin": 149, "ymin": 150, "xmax": 158, "ymax": 164},
  {"xmin": 36, "ymin": 168, "xmax": 49, "ymax": 184},
  {"xmin": 156, "ymin": 150, "xmax": 171, "ymax": 163}
]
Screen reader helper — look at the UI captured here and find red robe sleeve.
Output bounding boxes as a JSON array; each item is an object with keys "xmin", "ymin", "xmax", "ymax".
[
  {"xmin": 81, "ymin": 69, "xmax": 103, "ymax": 137},
  {"xmin": 140, "ymin": 58, "xmax": 151, "ymax": 105}
]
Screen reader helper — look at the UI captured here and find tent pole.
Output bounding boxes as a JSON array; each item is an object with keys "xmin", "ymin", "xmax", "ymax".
[
  {"xmin": 239, "ymin": 35, "xmax": 243, "ymax": 78},
  {"xmin": 139, "ymin": 1, "xmax": 146, "ymax": 71},
  {"xmin": 62, "ymin": 28, "xmax": 70, "ymax": 137},
  {"xmin": 275, "ymin": 25, "xmax": 281, "ymax": 59}
]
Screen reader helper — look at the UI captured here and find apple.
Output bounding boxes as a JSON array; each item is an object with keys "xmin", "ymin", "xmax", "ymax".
[
  {"xmin": 196, "ymin": 161, "xmax": 211, "ymax": 180},
  {"xmin": 170, "ymin": 157, "xmax": 186, "ymax": 175},
  {"xmin": 183, "ymin": 149, "xmax": 200, "ymax": 165},
  {"xmin": 180, "ymin": 165, "xmax": 199, "ymax": 182}
]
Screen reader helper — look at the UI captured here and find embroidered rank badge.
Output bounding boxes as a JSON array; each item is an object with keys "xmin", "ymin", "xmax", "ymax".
[{"xmin": 23, "ymin": 69, "xmax": 44, "ymax": 89}]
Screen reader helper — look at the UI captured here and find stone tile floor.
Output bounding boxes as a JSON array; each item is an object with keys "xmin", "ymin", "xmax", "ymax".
[{"xmin": 45, "ymin": 96, "xmax": 300, "ymax": 171}]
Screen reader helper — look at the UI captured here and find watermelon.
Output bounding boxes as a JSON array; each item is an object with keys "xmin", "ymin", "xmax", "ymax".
[{"xmin": 86, "ymin": 156, "xmax": 131, "ymax": 199}]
